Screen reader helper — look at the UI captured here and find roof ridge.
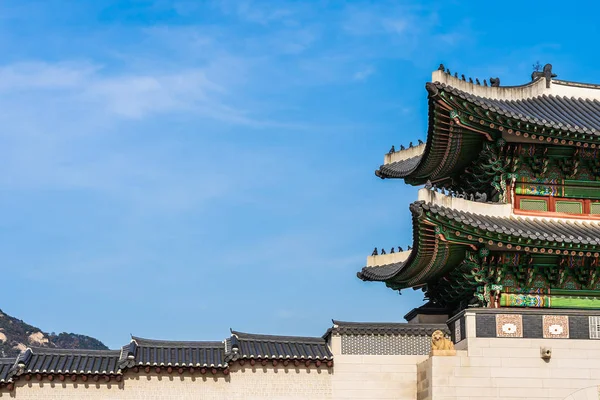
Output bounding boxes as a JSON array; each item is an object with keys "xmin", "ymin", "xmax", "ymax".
[
  {"xmin": 231, "ymin": 330, "xmax": 326, "ymax": 343},
  {"xmin": 332, "ymin": 320, "xmax": 446, "ymax": 327},
  {"xmin": 27, "ymin": 347, "xmax": 120, "ymax": 355},
  {"xmin": 132, "ymin": 337, "xmax": 224, "ymax": 347}
]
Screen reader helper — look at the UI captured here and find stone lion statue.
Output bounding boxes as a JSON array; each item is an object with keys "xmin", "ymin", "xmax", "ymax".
[{"xmin": 431, "ymin": 330, "xmax": 455, "ymax": 351}]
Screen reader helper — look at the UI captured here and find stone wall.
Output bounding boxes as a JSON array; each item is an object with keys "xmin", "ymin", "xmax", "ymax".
[
  {"xmin": 421, "ymin": 309, "xmax": 600, "ymax": 400},
  {"xmin": 422, "ymin": 338, "xmax": 600, "ymax": 400}
]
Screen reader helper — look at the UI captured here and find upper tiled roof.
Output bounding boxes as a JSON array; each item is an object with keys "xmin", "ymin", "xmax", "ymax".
[
  {"xmin": 229, "ymin": 331, "xmax": 332, "ymax": 360},
  {"xmin": 0, "ymin": 358, "xmax": 16, "ymax": 383},
  {"xmin": 326, "ymin": 321, "xmax": 448, "ymax": 336},
  {"xmin": 376, "ymin": 66, "xmax": 600, "ymax": 182},
  {"xmin": 432, "ymin": 81, "xmax": 600, "ymax": 135},
  {"xmin": 131, "ymin": 337, "xmax": 227, "ymax": 368},
  {"xmin": 18, "ymin": 348, "xmax": 122, "ymax": 375}
]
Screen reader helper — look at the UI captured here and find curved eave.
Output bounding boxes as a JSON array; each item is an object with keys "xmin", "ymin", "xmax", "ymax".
[
  {"xmin": 358, "ymin": 195, "xmax": 600, "ymax": 291},
  {"xmin": 358, "ymin": 200, "xmax": 467, "ymax": 289},
  {"xmin": 375, "ymin": 154, "xmax": 423, "ymax": 180},
  {"xmin": 381, "ymin": 77, "xmax": 600, "ymax": 182},
  {"xmin": 376, "ymin": 82, "xmax": 492, "ymax": 183},
  {"xmin": 357, "ymin": 260, "xmax": 407, "ymax": 281}
]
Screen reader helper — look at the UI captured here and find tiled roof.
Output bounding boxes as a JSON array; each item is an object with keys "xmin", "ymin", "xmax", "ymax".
[
  {"xmin": 18, "ymin": 348, "xmax": 122, "ymax": 375},
  {"xmin": 376, "ymin": 154, "xmax": 423, "ymax": 179},
  {"xmin": 229, "ymin": 331, "xmax": 332, "ymax": 360},
  {"xmin": 131, "ymin": 337, "xmax": 227, "ymax": 368},
  {"xmin": 418, "ymin": 201, "xmax": 600, "ymax": 246},
  {"xmin": 0, "ymin": 358, "xmax": 16, "ymax": 383},
  {"xmin": 326, "ymin": 321, "xmax": 448, "ymax": 336},
  {"xmin": 431, "ymin": 81, "xmax": 600, "ymax": 135},
  {"xmin": 359, "ymin": 199, "xmax": 600, "ymax": 283},
  {"xmin": 357, "ymin": 261, "xmax": 406, "ymax": 281}
]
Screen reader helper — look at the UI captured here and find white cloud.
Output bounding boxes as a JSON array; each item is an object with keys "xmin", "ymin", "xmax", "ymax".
[
  {"xmin": 382, "ymin": 18, "xmax": 409, "ymax": 35},
  {"xmin": 0, "ymin": 61, "xmax": 98, "ymax": 91},
  {"xmin": 353, "ymin": 66, "xmax": 375, "ymax": 81}
]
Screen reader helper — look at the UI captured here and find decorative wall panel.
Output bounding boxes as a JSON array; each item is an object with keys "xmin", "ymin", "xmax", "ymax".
[
  {"xmin": 496, "ymin": 314, "xmax": 523, "ymax": 338},
  {"xmin": 543, "ymin": 315, "xmax": 569, "ymax": 339},
  {"xmin": 341, "ymin": 335, "xmax": 430, "ymax": 355}
]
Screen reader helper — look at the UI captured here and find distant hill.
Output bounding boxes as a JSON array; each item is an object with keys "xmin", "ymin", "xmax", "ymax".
[{"xmin": 0, "ymin": 309, "xmax": 108, "ymax": 358}]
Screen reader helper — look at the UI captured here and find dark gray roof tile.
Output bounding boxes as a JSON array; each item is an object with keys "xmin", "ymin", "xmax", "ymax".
[
  {"xmin": 0, "ymin": 358, "xmax": 16, "ymax": 383},
  {"xmin": 131, "ymin": 337, "xmax": 227, "ymax": 368},
  {"xmin": 21, "ymin": 348, "xmax": 121, "ymax": 375},
  {"xmin": 357, "ymin": 262, "xmax": 406, "ymax": 281},
  {"xmin": 376, "ymin": 154, "xmax": 423, "ymax": 179},
  {"xmin": 433, "ymin": 82, "xmax": 600, "ymax": 135},
  {"xmin": 229, "ymin": 331, "xmax": 332, "ymax": 360}
]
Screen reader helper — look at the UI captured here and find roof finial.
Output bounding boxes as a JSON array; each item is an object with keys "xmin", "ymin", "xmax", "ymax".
[
  {"xmin": 388, "ymin": 145, "xmax": 395, "ymax": 154},
  {"xmin": 438, "ymin": 63, "xmax": 445, "ymax": 72},
  {"xmin": 475, "ymin": 78, "xmax": 480, "ymax": 85},
  {"xmin": 531, "ymin": 63, "xmax": 557, "ymax": 88},
  {"xmin": 490, "ymin": 77, "xmax": 500, "ymax": 87}
]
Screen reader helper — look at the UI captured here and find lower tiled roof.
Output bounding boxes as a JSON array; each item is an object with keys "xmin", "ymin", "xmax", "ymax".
[
  {"xmin": 20, "ymin": 348, "xmax": 121, "ymax": 375},
  {"xmin": 131, "ymin": 337, "xmax": 227, "ymax": 368},
  {"xmin": 326, "ymin": 320, "xmax": 448, "ymax": 336},
  {"xmin": 229, "ymin": 331, "xmax": 332, "ymax": 360},
  {"xmin": 0, "ymin": 358, "xmax": 16, "ymax": 383},
  {"xmin": 418, "ymin": 201, "xmax": 600, "ymax": 246},
  {"xmin": 358, "ymin": 199, "xmax": 600, "ymax": 285}
]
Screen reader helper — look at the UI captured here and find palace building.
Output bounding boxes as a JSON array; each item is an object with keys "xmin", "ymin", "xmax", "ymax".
[{"xmin": 3, "ymin": 65, "xmax": 600, "ymax": 399}]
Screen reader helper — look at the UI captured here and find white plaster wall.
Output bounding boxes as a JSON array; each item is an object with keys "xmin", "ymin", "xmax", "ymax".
[
  {"xmin": 2, "ymin": 366, "xmax": 333, "ymax": 400},
  {"xmin": 384, "ymin": 144, "xmax": 425, "ymax": 164},
  {"xmin": 329, "ymin": 335, "xmax": 429, "ymax": 400},
  {"xmin": 417, "ymin": 188, "xmax": 512, "ymax": 217},
  {"xmin": 366, "ymin": 250, "xmax": 411, "ymax": 267}
]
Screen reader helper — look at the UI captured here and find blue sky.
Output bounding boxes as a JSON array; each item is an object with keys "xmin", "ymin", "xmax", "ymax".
[{"xmin": 0, "ymin": 0, "xmax": 599, "ymax": 349}]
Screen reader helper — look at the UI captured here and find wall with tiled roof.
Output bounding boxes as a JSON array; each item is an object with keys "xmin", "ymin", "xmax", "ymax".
[{"xmin": 0, "ymin": 321, "xmax": 441, "ymax": 399}]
